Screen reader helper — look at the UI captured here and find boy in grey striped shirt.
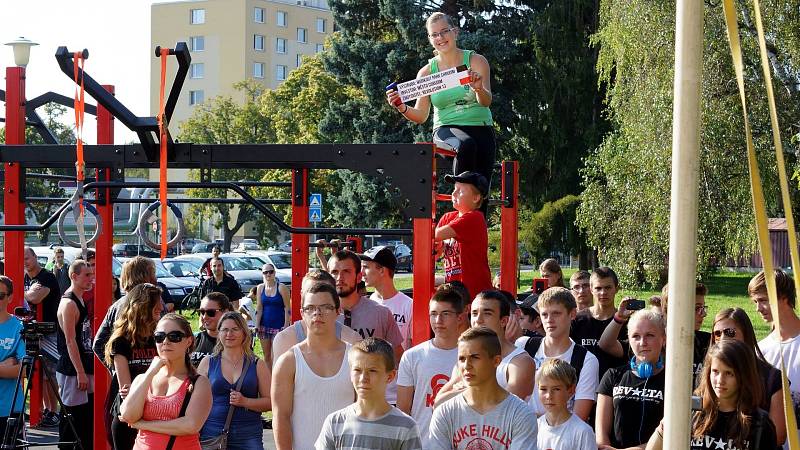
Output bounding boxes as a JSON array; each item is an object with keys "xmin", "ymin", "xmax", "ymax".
[{"xmin": 316, "ymin": 338, "xmax": 422, "ymax": 450}]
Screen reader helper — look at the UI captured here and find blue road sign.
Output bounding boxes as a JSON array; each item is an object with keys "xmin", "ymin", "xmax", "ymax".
[
  {"xmin": 309, "ymin": 193, "xmax": 322, "ymax": 208},
  {"xmin": 309, "ymin": 208, "xmax": 322, "ymax": 223}
]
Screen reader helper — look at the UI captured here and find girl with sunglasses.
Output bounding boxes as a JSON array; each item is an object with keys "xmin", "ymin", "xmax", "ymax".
[
  {"xmin": 710, "ymin": 308, "xmax": 786, "ymax": 446},
  {"xmin": 120, "ymin": 314, "xmax": 212, "ymax": 450},
  {"xmin": 646, "ymin": 339, "xmax": 778, "ymax": 450},
  {"xmin": 255, "ymin": 263, "xmax": 290, "ymax": 369},
  {"xmin": 198, "ymin": 312, "xmax": 271, "ymax": 450},
  {"xmin": 386, "ymin": 11, "xmax": 495, "ymax": 215},
  {"xmin": 104, "ymin": 283, "xmax": 163, "ymax": 449}
]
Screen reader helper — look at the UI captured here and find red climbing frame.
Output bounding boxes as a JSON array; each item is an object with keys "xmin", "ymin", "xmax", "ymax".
[{"xmin": 290, "ymin": 169, "xmax": 310, "ymax": 322}]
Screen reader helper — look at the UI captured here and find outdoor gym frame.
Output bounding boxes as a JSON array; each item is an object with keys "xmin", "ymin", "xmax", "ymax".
[{"xmin": 1, "ymin": 44, "xmax": 519, "ymax": 449}]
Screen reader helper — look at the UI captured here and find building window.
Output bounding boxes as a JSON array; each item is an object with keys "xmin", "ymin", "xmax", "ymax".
[
  {"xmin": 297, "ymin": 28, "xmax": 307, "ymax": 43},
  {"xmin": 254, "ymin": 62, "xmax": 265, "ymax": 78},
  {"xmin": 277, "ymin": 11, "xmax": 287, "ymax": 27},
  {"xmin": 333, "ymin": 22, "xmax": 340, "ymax": 32},
  {"xmin": 276, "ymin": 65, "xmax": 287, "ymax": 81},
  {"xmin": 254, "ymin": 7, "xmax": 265, "ymax": 23},
  {"xmin": 276, "ymin": 38, "xmax": 287, "ymax": 54},
  {"xmin": 190, "ymin": 36, "xmax": 205, "ymax": 51},
  {"xmin": 190, "ymin": 9, "xmax": 205, "ymax": 24},
  {"xmin": 316, "ymin": 18, "xmax": 326, "ymax": 33},
  {"xmin": 189, "ymin": 90, "xmax": 204, "ymax": 105},
  {"xmin": 315, "ymin": 43, "xmax": 324, "ymax": 53},
  {"xmin": 254, "ymin": 34, "xmax": 265, "ymax": 51},
  {"xmin": 190, "ymin": 63, "xmax": 204, "ymax": 79},
  {"xmin": 296, "ymin": 54, "xmax": 303, "ymax": 68}
]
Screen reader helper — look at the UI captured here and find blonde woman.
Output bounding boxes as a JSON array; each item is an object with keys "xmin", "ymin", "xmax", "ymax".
[
  {"xmin": 105, "ymin": 283, "xmax": 163, "ymax": 449},
  {"xmin": 120, "ymin": 314, "xmax": 211, "ymax": 450},
  {"xmin": 197, "ymin": 312, "xmax": 270, "ymax": 449},
  {"xmin": 255, "ymin": 263, "xmax": 290, "ymax": 368}
]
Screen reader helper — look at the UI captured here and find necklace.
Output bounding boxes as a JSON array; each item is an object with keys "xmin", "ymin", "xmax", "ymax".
[{"xmin": 222, "ymin": 354, "xmax": 242, "ymax": 368}]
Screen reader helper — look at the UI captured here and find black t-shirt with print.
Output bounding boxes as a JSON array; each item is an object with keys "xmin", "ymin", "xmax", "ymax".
[
  {"xmin": 693, "ymin": 330, "xmax": 712, "ymax": 382},
  {"xmin": 690, "ymin": 409, "xmax": 778, "ymax": 450},
  {"xmin": 191, "ymin": 330, "xmax": 216, "ymax": 367},
  {"xmin": 598, "ymin": 365, "xmax": 666, "ymax": 448},
  {"xmin": 24, "ymin": 268, "xmax": 61, "ymax": 323},
  {"xmin": 571, "ymin": 310, "xmax": 628, "ymax": 379},
  {"xmin": 110, "ymin": 336, "xmax": 158, "ymax": 380}
]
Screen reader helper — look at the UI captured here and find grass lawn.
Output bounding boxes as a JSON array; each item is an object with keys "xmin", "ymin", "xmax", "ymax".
[{"xmin": 395, "ymin": 269, "xmax": 772, "ymax": 340}]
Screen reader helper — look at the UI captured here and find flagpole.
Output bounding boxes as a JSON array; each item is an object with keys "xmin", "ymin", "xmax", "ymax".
[{"xmin": 664, "ymin": 0, "xmax": 704, "ymax": 448}]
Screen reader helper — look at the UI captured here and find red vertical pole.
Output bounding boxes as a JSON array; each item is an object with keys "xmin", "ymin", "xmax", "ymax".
[
  {"xmin": 4, "ymin": 66, "xmax": 35, "ymax": 421},
  {"xmin": 290, "ymin": 169, "xmax": 309, "ymax": 321},
  {"xmin": 345, "ymin": 236, "xmax": 363, "ymax": 253},
  {"xmin": 94, "ymin": 84, "xmax": 115, "ymax": 450},
  {"xmin": 3, "ymin": 67, "xmax": 26, "ymax": 309},
  {"xmin": 411, "ymin": 143, "xmax": 436, "ymax": 346},
  {"xmin": 499, "ymin": 161, "xmax": 519, "ymax": 295}
]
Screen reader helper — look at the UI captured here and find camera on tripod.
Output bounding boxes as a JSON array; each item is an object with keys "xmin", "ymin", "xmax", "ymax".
[{"xmin": 13, "ymin": 308, "xmax": 55, "ymax": 356}]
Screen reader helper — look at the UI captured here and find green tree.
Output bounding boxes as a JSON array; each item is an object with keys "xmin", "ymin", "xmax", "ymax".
[
  {"xmin": 579, "ymin": 0, "xmax": 800, "ymax": 286},
  {"xmin": 179, "ymin": 80, "xmax": 275, "ymax": 251}
]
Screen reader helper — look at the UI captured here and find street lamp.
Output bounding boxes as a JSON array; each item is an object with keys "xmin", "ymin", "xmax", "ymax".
[{"xmin": 4, "ymin": 36, "xmax": 38, "ymax": 67}]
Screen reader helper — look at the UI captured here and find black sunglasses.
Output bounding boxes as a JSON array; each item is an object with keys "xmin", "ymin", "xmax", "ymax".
[
  {"xmin": 198, "ymin": 308, "xmax": 221, "ymax": 317},
  {"xmin": 262, "ymin": 270, "xmax": 275, "ymax": 275},
  {"xmin": 154, "ymin": 331, "xmax": 187, "ymax": 344},
  {"xmin": 713, "ymin": 328, "xmax": 736, "ymax": 339}
]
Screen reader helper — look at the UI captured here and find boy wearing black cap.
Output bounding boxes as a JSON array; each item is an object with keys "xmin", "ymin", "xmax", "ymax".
[
  {"xmin": 435, "ymin": 171, "xmax": 493, "ymax": 302},
  {"xmin": 361, "ymin": 246, "xmax": 413, "ymax": 351}
]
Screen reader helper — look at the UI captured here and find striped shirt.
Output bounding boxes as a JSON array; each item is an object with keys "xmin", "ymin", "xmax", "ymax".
[{"xmin": 315, "ymin": 404, "xmax": 422, "ymax": 450}]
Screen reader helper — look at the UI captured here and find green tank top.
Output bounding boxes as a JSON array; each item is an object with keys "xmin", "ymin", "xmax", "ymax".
[{"xmin": 429, "ymin": 50, "xmax": 493, "ymax": 128}]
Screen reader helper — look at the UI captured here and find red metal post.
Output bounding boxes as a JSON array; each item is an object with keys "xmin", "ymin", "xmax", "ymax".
[
  {"xmin": 290, "ymin": 169, "xmax": 310, "ymax": 321},
  {"xmin": 3, "ymin": 67, "xmax": 26, "ymax": 309},
  {"xmin": 345, "ymin": 236, "xmax": 363, "ymax": 253},
  {"xmin": 499, "ymin": 161, "xmax": 519, "ymax": 294},
  {"xmin": 4, "ymin": 66, "xmax": 35, "ymax": 421},
  {"xmin": 94, "ymin": 85, "xmax": 115, "ymax": 450},
  {"xmin": 411, "ymin": 143, "xmax": 437, "ymax": 346}
]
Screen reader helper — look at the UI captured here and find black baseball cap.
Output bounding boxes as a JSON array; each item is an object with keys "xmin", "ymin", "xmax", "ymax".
[
  {"xmin": 359, "ymin": 246, "xmax": 397, "ymax": 272},
  {"xmin": 517, "ymin": 293, "xmax": 540, "ymax": 315},
  {"xmin": 444, "ymin": 171, "xmax": 489, "ymax": 197}
]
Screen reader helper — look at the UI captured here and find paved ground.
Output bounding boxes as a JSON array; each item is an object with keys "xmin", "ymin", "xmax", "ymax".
[{"xmin": 26, "ymin": 424, "xmax": 277, "ymax": 449}]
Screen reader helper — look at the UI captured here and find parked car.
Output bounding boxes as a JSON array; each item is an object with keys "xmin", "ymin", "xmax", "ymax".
[
  {"xmin": 191, "ymin": 242, "xmax": 220, "ymax": 253},
  {"xmin": 152, "ymin": 260, "xmax": 201, "ymax": 299},
  {"xmin": 366, "ymin": 244, "xmax": 413, "ymax": 272},
  {"xmin": 234, "ymin": 239, "xmax": 261, "ymax": 252},
  {"xmin": 241, "ymin": 251, "xmax": 292, "ymax": 281},
  {"xmin": 162, "ymin": 258, "xmax": 202, "ymax": 280},
  {"xmin": 175, "ymin": 253, "xmax": 291, "ymax": 293},
  {"xmin": 113, "ymin": 243, "xmax": 161, "ymax": 258},
  {"xmin": 181, "ymin": 238, "xmax": 207, "ymax": 254}
]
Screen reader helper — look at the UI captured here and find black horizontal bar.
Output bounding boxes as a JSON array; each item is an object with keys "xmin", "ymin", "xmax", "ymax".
[{"xmin": 25, "ymin": 197, "xmax": 291, "ymax": 205}]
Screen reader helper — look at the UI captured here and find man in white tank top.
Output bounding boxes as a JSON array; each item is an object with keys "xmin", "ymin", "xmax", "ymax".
[
  {"xmin": 272, "ymin": 283, "xmax": 355, "ymax": 450},
  {"xmin": 436, "ymin": 290, "xmax": 535, "ymax": 404}
]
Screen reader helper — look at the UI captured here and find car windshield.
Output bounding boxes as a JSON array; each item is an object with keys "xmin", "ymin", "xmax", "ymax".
[
  {"xmin": 222, "ymin": 257, "xmax": 257, "ymax": 271},
  {"xmin": 112, "ymin": 258, "xmax": 122, "ymax": 277},
  {"xmin": 267, "ymin": 253, "xmax": 291, "ymax": 269},
  {"xmin": 153, "ymin": 262, "xmax": 174, "ymax": 278},
  {"xmin": 164, "ymin": 260, "xmax": 199, "ymax": 277},
  {"xmin": 238, "ymin": 256, "xmax": 266, "ymax": 268}
]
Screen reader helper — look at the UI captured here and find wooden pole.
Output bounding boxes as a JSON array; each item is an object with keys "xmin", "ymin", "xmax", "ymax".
[{"xmin": 664, "ymin": 0, "xmax": 704, "ymax": 448}]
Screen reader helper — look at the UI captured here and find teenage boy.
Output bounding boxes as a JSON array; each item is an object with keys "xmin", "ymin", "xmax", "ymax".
[
  {"xmin": 361, "ymin": 246, "xmax": 413, "ymax": 350},
  {"xmin": 570, "ymin": 267, "xmax": 626, "ymax": 379},
  {"xmin": 397, "ymin": 288, "xmax": 465, "ymax": 446},
  {"xmin": 570, "ymin": 270, "xmax": 593, "ymax": 312},
  {"xmin": 659, "ymin": 282, "xmax": 710, "ymax": 377},
  {"xmin": 0, "ymin": 277, "xmax": 25, "ymax": 439},
  {"xmin": 523, "ymin": 287, "xmax": 598, "ymax": 421},
  {"xmin": 751, "ymin": 269, "xmax": 800, "ymax": 449},
  {"xmin": 536, "ymin": 359, "xmax": 596, "ymax": 450},
  {"xmin": 436, "ymin": 290, "xmax": 535, "ymax": 403},
  {"xmin": 435, "ymin": 171, "xmax": 493, "ymax": 300},
  {"xmin": 428, "ymin": 327, "xmax": 538, "ymax": 450},
  {"xmin": 316, "ymin": 338, "xmax": 421, "ymax": 450},
  {"xmin": 272, "ymin": 283, "xmax": 355, "ymax": 450},
  {"xmin": 514, "ymin": 294, "xmax": 544, "ymax": 345}
]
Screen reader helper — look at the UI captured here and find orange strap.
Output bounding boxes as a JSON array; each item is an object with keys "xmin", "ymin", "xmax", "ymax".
[
  {"xmin": 158, "ymin": 48, "xmax": 169, "ymax": 259},
  {"xmin": 72, "ymin": 52, "xmax": 86, "ymax": 214}
]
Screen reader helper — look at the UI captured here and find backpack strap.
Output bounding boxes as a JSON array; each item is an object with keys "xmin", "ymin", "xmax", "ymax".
[
  {"xmin": 165, "ymin": 374, "xmax": 199, "ymax": 450},
  {"xmin": 570, "ymin": 343, "xmax": 588, "ymax": 385},
  {"xmin": 523, "ymin": 337, "xmax": 543, "ymax": 360}
]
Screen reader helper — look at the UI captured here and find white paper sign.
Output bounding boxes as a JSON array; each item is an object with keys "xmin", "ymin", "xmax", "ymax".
[{"xmin": 396, "ymin": 64, "xmax": 470, "ymax": 103}]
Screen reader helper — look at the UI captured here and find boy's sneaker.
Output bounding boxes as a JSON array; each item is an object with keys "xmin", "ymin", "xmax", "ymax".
[{"xmin": 40, "ymin": 410, "xmax": 60, "ymax": 427}]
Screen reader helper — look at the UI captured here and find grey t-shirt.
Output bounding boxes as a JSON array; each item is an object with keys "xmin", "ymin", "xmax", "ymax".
[
  {"xmin": 346, "ymin": 297, "xmax": 403, "ymax": 347},
  {"xmin": 315, "ymin": 404, "xmax": 421, "ymax": 450},
  {"xmin": 428, "ymin": 392, "xmax": 538, "ymax": 450}
]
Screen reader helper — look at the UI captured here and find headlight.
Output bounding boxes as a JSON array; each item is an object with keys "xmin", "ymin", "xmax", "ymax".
[{"xmin": 168, "ymin": 289, "xmax": 185, "ymax": 297}]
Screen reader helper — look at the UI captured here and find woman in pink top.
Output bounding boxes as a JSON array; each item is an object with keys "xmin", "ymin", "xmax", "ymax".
[{"xmin": 120, "ymin": 313, "xmax": 212, "ymax": 449}]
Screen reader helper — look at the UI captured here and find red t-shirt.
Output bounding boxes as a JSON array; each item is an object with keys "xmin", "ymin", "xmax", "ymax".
[{"xmin": 437, "ymin": 210, "xmax": 492, "ymax": 300}]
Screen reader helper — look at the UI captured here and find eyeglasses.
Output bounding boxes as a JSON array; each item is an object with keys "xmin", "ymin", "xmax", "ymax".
[
  {"xmin": 263, "ymin": 270, "xmax": 275, "ymax": 275},
  {"xmin": 695, "ymin": 305, "xmax": 708, "ymax": 314},
  {"xmin": 713, "ymin": 328, "xmax": 736, "ymax": 339},
  {"xmin": 0, "ymin": 293, "xmax": 8, "ymax": 301},
  {"xmin": 429, "ymin": 311, "xmax": 458, "ymax": 320},
  {"xmin": 219, "ymin": 327, "xmax": 242, "ymax": 334},
  {"xmin": 154, "ymin": 331, "xmax": 187, "ymax": 344},
  {"xmin": 302, "ymin": 304, "xmax": 337, "ymax": 315},
  {"xmin": 199, "ymin": 308, "xmax": 221, "ymax": 317},
  {"xmin": 428, "ymin": 28, "xmax": 453, "ymax": 39}
]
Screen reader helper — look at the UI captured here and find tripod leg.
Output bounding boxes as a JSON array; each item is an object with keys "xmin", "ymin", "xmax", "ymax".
[{"xmin": 0, "ymin": 356, "xmax": 33, "ymax": 450}]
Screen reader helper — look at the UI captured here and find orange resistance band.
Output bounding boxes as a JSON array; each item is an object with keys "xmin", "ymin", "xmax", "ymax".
[
  {"xmin": 158, "ymin": 48, "xmax": 169, "ymax": 259},
  {"xmin": 72, "ymin": 52, "xmax": 85, "ymax": 215}
]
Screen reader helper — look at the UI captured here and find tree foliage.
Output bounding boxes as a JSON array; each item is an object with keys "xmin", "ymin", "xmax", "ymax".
[{"xmin": 579, "ymin": 0, "xmax": 800, "ymax": 286}]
